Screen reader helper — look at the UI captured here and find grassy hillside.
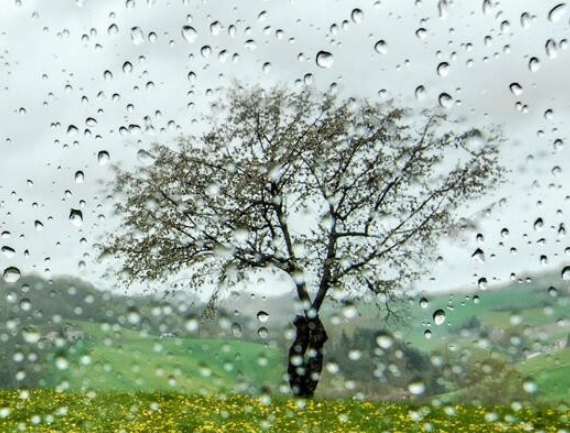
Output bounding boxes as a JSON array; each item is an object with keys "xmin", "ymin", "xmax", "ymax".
[
  {"xmin": 316, "ymin": 268, "xmax": 570, "ymax": 402},
  {"xmin": 0, "ymin": 274, "xmax": 284, "ymax": 394},
  {"xmin": 324, "ymin": 268, "xmax": 569, "ymax": 344},
  {"xmin": 2, "ymin": 270, "xmax": 570, "ymax": 402},
  {"xmin": 45, "ymin": 320, "xmax": 285, "ymax": 395},
  {"xmin": 519, "ymin": 348, "xmax": 570, "ymax": 402}
]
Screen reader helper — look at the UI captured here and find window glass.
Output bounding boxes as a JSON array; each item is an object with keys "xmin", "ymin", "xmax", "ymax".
[{"xmin": 1, "ymin": 1, "xmax": 569, "ymax": 431}]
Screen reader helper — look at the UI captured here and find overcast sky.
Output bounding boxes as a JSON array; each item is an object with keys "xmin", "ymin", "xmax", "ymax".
[{"xmin": 1, "ymin": 0, "xmax": 569, "ymax": 301}]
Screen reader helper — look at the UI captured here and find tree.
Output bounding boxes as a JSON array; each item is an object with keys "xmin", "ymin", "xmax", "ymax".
[
  {"xmin": 100, "ymin": 85, "xmax": 504, "ymax": 397},
  {"xmin": 459, "ymin": 355, "xmax": 525, "ymax": 405},
  {"xmin": 328, "ymin": 327, "xmax": 444, "ymax": 399}
]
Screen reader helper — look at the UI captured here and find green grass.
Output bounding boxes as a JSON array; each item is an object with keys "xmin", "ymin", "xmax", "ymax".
[
  {"xmin": 338, "ymin": 280, "xmax": 566, "ymax": 352},
  {"xmin": 4, "ymin": 270, "xmax": 569, "ymax": 404},
  {"xmin": 481, "ymin": 306, "xmax": 567, "ymax": 329},
  {"xmin": 518, "ymin": 348, "xmax": 570, "ymax": 401},
  {"xmin": 0, "ymin": 389, "xmax": 569, "ymax": 433},
  {"xmin": 44, "ymin": 321, "xmax": 285, "ymax": 394}
]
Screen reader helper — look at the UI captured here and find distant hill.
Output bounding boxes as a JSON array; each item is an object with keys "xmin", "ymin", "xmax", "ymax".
[
  {"xmin": 0, "ymin": 274, "xmax": 285, "ymax": 393},
  {"xmin": 1, "ymin": 269, "xmax": 569, "ymax": 401}
]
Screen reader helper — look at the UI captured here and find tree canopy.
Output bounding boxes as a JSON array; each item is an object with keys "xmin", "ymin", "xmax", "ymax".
[
  {"xmin": 102, "ymin": 85, "xmax": 503, "ymax": 312},
  {"xmin": 100, "ymin": 85, "xmax": 504, "ymax": 396}
]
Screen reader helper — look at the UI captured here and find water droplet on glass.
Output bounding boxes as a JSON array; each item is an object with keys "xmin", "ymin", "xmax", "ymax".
[
  {"xmin": 257, "ymin": 311, "xmax": 269, "ymax": 323},
  {"xmin": 127, "ymin": 307, "xmax": 141, "ymax": 324},
  {"xmin": 21, "ymin": 326, "xmax": 40, "ymax": 344},
  {"xmin": 561, "ymin": 266, "xmax": 570, "ymax": 280},
  {"xmin": 376, "ymin": 332, "xmax": 393, "ymax": 349},
  {"xmin": 108, "ymin": 23, "xmax": 119, "ymax": 36},
  {"xmin": 19, "ymin": 298, "xmax": 31, "ymax": 311},
  {"xmin": 137, "ymin": 149, "xmax": 154, "ymax": 165},
  {"xmin": 408, "ymin": 379, "xmax": 426, "ymax": 395},
  {"xmin": 55, "ymin": 356, "xmax": 69, "ymax": 370},
  {"xmin": 466, "ymin": 131, "xmax": 486, "ymax": 150},
  {"xmin": 523, "ymin": 378, "xmax": 538, "ymax": 393},
  {"xmin": 342, "ymin": 304, "xmax": 357, "ymax": 319},
  {"xmin": 420, "ymin": 297, "xmax": 429, "ymax": 309},
  {"xmin": 533, "ymin": 217, "xmax": 544, "ymax": 231},
  {"xmin": 438, "ymin": 93, "xmax": 453, "ymax": 108},
  {"xmin": 546, "ymin": 39, "xmax": 558, "ymax": 59},
  {"xmin": 185, "ymin": 316, "xmax": 199, "ymax": 332},
  {"xmin": 69, "ymin": 209, "xmax": 83, "ymax": 227},
  {"xmin": 257, "ymin": 327, "xmax": 269, "ymax": 339},
  {"xmin": 437, "ymin": 0, "xmax": 449, "ymax": 19},
  {"xmin": 122, "ymin": 61, "xmax": 133, "ymax": 73},
  {"xmin": 436, "ymin": 62, "xmax": 450, "ymax": 77},
  {"xmin": 416, "ymin": 28, "xmax": 427, "ymax": 39},
  {"xmin": 231, "ymin": 322, "xmax": 242, "ymax": 337},
  {"xmin": 528, "ymin": 57, "xmax": 540, "ymax": 72},
  {"xmin": 415, "ymin": 85, "xmax": 426, "ymax": 100},
  {"xmin": 509, "ymin": 82, "xmax": 523, "ymax": 96},
  {"xmin": 471, "ymin": 248, "xmax": 485, "ymax": 263},
  {"xmin": 210, "ymin": 21, "xmax": 222, "ymax": 35},
  {"xmin": 130, "ymin": 27, "xmax": 144, "ymax": 45},
  {"xmin": 1, "ymin": 246, "xmax": 15, "ymax": 258},
  {"xmin": 316, "ymin": 51, "xmax": 334, "ymax": 69},
  {"xmin": 325, "ymin": 362, "xmax": 339, "ymax": 375},
  {"xmin": 200, "ymin": 45, "xmax": 212, "ymax": 58},
  {"xmin": 97, "ymin": 151, "xmax": 110, "ymax": 165},
  {"xmin": 75, "ymin": 171, "xmax": 85, "ymax": 183},
  {"xmin": 374, "ymin": 40, "xmax": 388, "ymax": 55},
  {"xmin": 351, "ymin": 8, "xmax": 364, "ymax": 24},
  {"xmin": 433, "ymin": 309, "xmax": 446, "ymax": 325},
  {"xmin": 520, "ymin": 12, "xmax": 532, "ymax": 29},
  {"xmin": 3, "ymin": 267, "xmax": 21, "ymax": 283},
  {"xmin": 548, "ymin": 3, "xmax": 567, "ymax": 22},
  {"xmin": 478, "ymin": 277, "xmax": 488, "ymax": 290},
  {"xmin": 67, "ymin": 125, "xmax": 78, "ymax": 136},
  {"xmin": 348, "ymin": 349, "xmax": 362, "ymax": 361},
  {"xmin": 424, "ymin": 329, "xmax": 432, "ymax": 339},
  {"xmin": 182, "ymin": 25, "xmax": 197, "ymax": 43}
]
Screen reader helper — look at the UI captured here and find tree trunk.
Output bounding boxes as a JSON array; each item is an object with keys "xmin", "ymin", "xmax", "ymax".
[{"xmin": 287, "ymin": 315, "xmax": 328, "ymax": 398}]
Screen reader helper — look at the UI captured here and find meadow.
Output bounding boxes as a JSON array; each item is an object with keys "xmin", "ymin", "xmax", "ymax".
[
  {"xmin": 1, "ymin": 389, "xmax": 569, "ymax": 433},
  {"xmin": 44, "ymin": 321, "xmax": 285, "ymax": 395},
  {"xmin": 2, "ymin": 272, "xmax": 570, "ymax": 433}
]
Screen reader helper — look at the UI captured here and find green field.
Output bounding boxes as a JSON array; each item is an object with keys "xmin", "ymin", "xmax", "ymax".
[
  {"xmin": 2, "ymin": 271, "xmax": 570, "ymax": 403},
  {"xmin": 519, "ymin": 348, "xmax": 570, "ymax": 402},
  {"xmin": 44, "ymin": 321, "xmax": 285, "ymax": 395},
  {"xmin": 0, "ymin": 389, "xmax": 569, "ymax": 433}
]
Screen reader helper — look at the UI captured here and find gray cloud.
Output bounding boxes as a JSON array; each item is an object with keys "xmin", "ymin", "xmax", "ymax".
[{"xmin": 0, "ymin": 0, "xmax": 569, "ymax": 299}]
